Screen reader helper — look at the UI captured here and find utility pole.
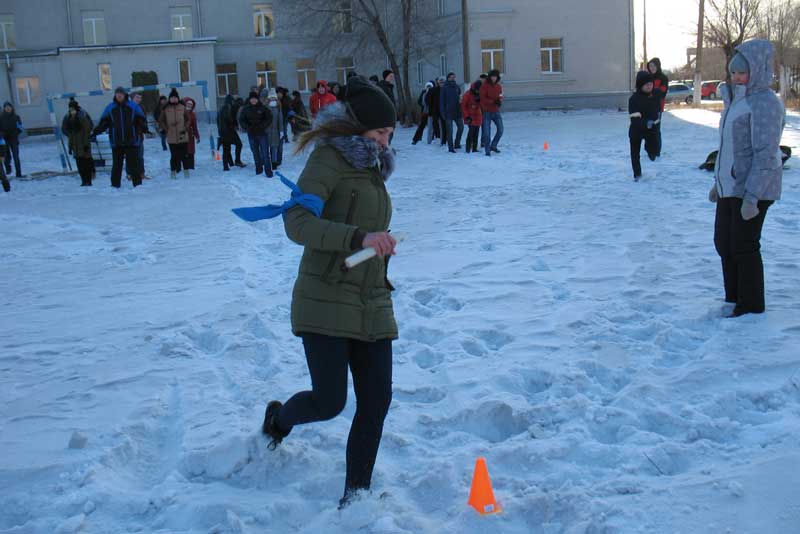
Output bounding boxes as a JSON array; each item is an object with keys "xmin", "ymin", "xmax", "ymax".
[
  {"xmin": 462, "ymin": 0, "xmax": 470, "ymax": 82},
  {"xmin": 693, "ymin": 0, "xmax": 705, "ymax": 108},
  {"xmin": 642, "ymin": 0, "xmax": 648, "ymax": 69}
]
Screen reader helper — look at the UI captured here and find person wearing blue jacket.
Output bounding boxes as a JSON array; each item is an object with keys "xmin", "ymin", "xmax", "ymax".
[
  {"xmin": 92, "ymin": 87, "xmax": 147, "ymax": 188},
  {"xmin": 0, "ymin": 102, "xmax": 24, "ymax": 178},
  {"xmin": 439, "ymin": 72, "xmax": 463, "ymax": 153},
  {"xmin": 710, "ymin": 40, "xmax": 785, "ymax": 317}
]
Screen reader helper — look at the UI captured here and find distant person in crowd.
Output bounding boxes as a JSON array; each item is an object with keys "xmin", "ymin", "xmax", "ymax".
[
  {"xmin": 461, "ymin": 80, "xmax": 483, "ymax": 154},
  {"xmin": 153, "ymin": 95, "xmax": 169, "ymax": 151},
  {"xmin": 182, "ymin": 97, "xmax": 202, "ymax": 172},
  {"xmin": 239, "ymin": 90, "xmax": 273, "ymax": 177},
  {"xmin": 647, "ymin": 58, "xmax": 669, "ymax": 157},
  {"xmin": 0, "ymin": 101, "xmax": 24, "ymax": 178},
  {"xmin": 289, "ymin": 90, "xmax": 310, "ymax": 141},
  {"xmin": 266, "ymin": 88, "xmax": 285, "ymax": 169},
  {"xmin": 329, "ymin": 82, "xmax": 342, "ymax": 101},
  {"xmin": 440, "ymin": 72, "xmax": 464, "ymax": 153},
  {"xmin": 0, "ymin": 134, "xmax": 9, "ymax": 192},
  {"xmin": 429, "ymin": 77, "xmax": 446, "ymax": 145},
  {"xmin": 309, "ymin": 81, "xmax": 338, "ymax": 119},
  {"xmin": 157, "ymin": 88, "xmax": 192, "ymax": 179},
  {"xmin": 278, "ymin": 87, "xmax": 292, "ymax": 143},
  {"xmin": 61, "ymin": 99, "xmax": 95, "ymax": 186},
  {"xmin": 218, "ymin": 95, "xmax": 244, "ymax": 171},
  {"xmin": 126, "ymin": 92, "xmax": 150, "ymax": 182},
  {"xmin": 368, "ymin": 75, "xmax": 380, "ymax": 85},
  {"xmin": 628, "ymin": 71, "xmax": 661, "ymax": 181},
  {"xmin": 710, "ymin": 40, "xmax": 785, "ymax": 317},
  {"xmin": 480, "ymin": 69, "xmax": 504, "ymax": 156},
  {"xmin": 92, "ymin": 87, "xmax": 147, "ymax": 187},
  {"xmin": 412, "ymin": 81, "xmax": 434, "ymax": 145}
]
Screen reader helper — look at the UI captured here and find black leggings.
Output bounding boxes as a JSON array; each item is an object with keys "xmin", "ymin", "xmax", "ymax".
[
  {"xmin": 168, "ymin": 143, "xmax": 188, "ymax": 172},
  {"xmin": 629, "ymin": 126, "xmax": 658, "ymax": 176},
  {"xmin": 277, "ymin": 334, "xmax": 393, "ymax": 497}
]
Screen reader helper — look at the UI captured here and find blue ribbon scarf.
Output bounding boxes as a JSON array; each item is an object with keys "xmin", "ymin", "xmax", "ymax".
[{"xmin": 232, "ymin": 172, "xmax": 324, "ymax": 222}]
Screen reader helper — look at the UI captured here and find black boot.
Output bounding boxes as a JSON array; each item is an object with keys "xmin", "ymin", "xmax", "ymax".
[
  {"xmin": 235, "ymin": 161, "xmax": 247, "ymax": 167},
  {"xmin": 1, "ymin": 178, "xmax": 9, "ymax": 192},
  {"xmin": 262, "ymin": 401, "xmax": 290, "ymax": 451},
  {"xmin": 731, "ymin": 251, "xmax": 766, "ymax": 316}
]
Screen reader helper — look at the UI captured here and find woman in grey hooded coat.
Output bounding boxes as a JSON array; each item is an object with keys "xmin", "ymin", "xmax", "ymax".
[
  {"xmin": 266, "ymin": 89, "xmax": 285, "ymax": 169},
  {"xmin": 710, "ymin": 39, "xmax": 785, "ymax": 317}
]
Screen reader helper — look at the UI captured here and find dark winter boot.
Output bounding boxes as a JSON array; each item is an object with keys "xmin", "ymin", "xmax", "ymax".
[
  {"xmin": 731, "ymin": 251, "xmax": 766, "ymax": 317},
  {"xmin": 262, "ymin": 401, "xmax": 290, "ymax": 451},
  {"xmin": 255, "ymin": 166, "xmax": 263, "ymax": 175},
  {"xmin": 235, "ymin": 161, "xmax": 247, "ymax": 168},
  {"xmin": 1, "ymin": 177, "xmax": 9, "ymax": 193}
]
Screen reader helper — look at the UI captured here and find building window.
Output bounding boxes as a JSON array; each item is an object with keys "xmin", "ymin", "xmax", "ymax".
[
  {"xmin": 335, "ymin": 1, "xmax": 353, "ymax": 34},
  {"xmin": 481, "ymin": 39, "xmax": 505, "ymax": 75},
  {"xmin": 437, "ymin": 0, "xmax": 445, "ymax": 16},
  {"xmin": 256, "ymin": 61, "xmax": 278, "ymax": 90},
  {"xmin": 171, "ymin": 7, "xmax": 193, "ymax": 40},
  {"xmin": 417, "ymin": 60, "xmax": 424, "ymax": 85},
  {"xmin": 216, "ymin": 64, "xmax": 238, "ymax": 96},
  {"xmin": 98, "ymin": 64, "xmax": 112, "ymax": 91},
  {"xmin": 0, "ymin": 14, "xmax": 15, "ymax": 50},
  {"xmin": 540, "ymin": 38, "xmax": 563, "ymax": 73},
  {"xmin": 82, "ymin": 11, "xmax": 107, "ymax": 46},
  {"xmin": 179, "ymin": 59, "xmax": 191, "ymax": 82},
  {"xmin": 253, "ymin": 4, "xmax": 275, "ymax": 38},
  {"xmin": 15, "ymin": 77, "xmax": 40, "ymax": 106},
  {"xmin": 296, "ymin": 59, "xmax": 316, "ymax": 93},
  {"xmin": 439, "ymin": 54, "xmax": 447, "ymax": 77},
  {"xmin": 336, "ymin": 57, "xmax": 355, "ymax": 85}
]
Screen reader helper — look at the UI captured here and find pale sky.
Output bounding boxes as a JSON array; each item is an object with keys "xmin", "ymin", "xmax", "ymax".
[{"xmin": 634, "ymin": 0, "xmax": 700, "ymax": 71}]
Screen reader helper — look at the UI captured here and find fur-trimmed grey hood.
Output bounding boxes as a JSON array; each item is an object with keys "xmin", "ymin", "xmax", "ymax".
[{"xmin": 313, "ymin": 102, "xmax": 396, "ymax": 180}]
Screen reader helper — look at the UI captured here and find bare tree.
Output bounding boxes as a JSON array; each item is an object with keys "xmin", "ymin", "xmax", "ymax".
[
  {"xmin": 705, "ymin": 0, "xmax": 762, "ymax": 70},
  {"xmin": 758, "ymin": 0, "xmax": 800, "ymax": 99},
  {"xmin": 693, "ymin": 0, "xmax": 706, "ymax": 108}
]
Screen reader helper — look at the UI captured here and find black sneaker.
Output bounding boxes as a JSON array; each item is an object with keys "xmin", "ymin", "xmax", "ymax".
[
  {"xmin": 235, "ymin": 161, "xmax": 247, "ymax": 168},
  {"xmin": 255, "ymin": 166, "xmax": 263, "ymax": 175},
  {"xmin": 491, "ymin": 147, "xmax": 500, "ymax": 153},
  {"xmin": 262, "ymin": 401, "xmax": 290, "ymax": 451}
]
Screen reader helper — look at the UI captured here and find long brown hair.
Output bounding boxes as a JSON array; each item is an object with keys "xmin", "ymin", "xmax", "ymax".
[{"xmin": 294, "ymin": 104, "xmax": 367, "ymax": 154}]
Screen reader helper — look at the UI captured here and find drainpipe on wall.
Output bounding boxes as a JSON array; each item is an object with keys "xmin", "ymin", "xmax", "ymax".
[
  {"xmin": 195, "ymin": 0, "xmax": 204, "ymax": 37},
  {"xmin": 461, "ymin": 0, "xmax": 470, "ymax": 82},
  {"xmin": 65, "ymin": 0, "xmax": 74, "ymax": 45},
  {"xmin": 4, "ymin": 54, "xmax": 13, "ymax": 105}
]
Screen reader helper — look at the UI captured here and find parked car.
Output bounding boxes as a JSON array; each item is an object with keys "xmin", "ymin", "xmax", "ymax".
[
  {"xmin": 666, "ymin": 83, "xmax": 693, "ymax": 104},
  {"xmin": 702, "ymin": 81, "xmax": 722, "ymax": 99}
]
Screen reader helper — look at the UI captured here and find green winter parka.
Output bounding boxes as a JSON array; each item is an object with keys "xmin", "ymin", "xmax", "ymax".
[{"xmin": 284, "ymin": 123, "xmax": 397, "ymax": 342}]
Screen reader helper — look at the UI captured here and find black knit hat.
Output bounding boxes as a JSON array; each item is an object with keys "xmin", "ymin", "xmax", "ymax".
[
  {"xmin": 248, "ymin": 90, "xmax": 259, "ymax": 101},
  {"xmin": 342, "ymin": 75, "xmax": 396, "ymax": 130},
  {"xmin": 382, "ymin": 69, "xmax": 393, "ymax": 80},
  {"xmin": 68, "ymin": 99, "xmax": 79, "ymax": 110},
  {"xmin": 636, "ymin": 71, "xmax": 654, "ymax": 90},
  {"xmin": 168, "ymin": 88, "xmax": 180, "ymax": 100}
]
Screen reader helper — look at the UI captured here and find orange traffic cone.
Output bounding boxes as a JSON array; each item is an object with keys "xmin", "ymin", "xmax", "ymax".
[
  {"xmin": 215, "ymin": 151, "xmax": 221, "ymax": 161},
  {"xmin": 467, "ymin": 457, "xmax": 502, "ymax": 515},
  {"xmin": 544, "ymin": 142, "xmax": 550, "ymax": 151}
]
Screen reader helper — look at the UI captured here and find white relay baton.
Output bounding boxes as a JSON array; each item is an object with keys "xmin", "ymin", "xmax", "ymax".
[{"xmin": 344, "ymin": 232, "xmax": 407, "ymax": 269}]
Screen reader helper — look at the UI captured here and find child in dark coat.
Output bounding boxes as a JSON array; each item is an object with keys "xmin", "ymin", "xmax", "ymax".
[{"xmin": 628, "ymin": 71, "xmax": 661, "ymax": 180}]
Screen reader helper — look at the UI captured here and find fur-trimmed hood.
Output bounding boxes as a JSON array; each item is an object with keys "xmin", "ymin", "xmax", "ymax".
[{"xmin": 312, "ymin": 102, "xmax": 396, "ymax": 180}]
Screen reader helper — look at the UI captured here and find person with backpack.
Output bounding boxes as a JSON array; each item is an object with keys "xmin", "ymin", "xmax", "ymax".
[
  {"xmin": 259, "ymin": 75, "xmax": 398, "ymax": 509},
  {"xmin": 647, "ymin": 58, "xmax": 669, "ymax": 157},
  {"xmin": 709, "ymin": 40, "xmax": 785, "ymax": 317},
  {"xmin": 440, "ymin": 72, "xmax": 464, "ymax": 153},
  {"xmin": 461, "ymin": 80, "xmax": 483, "ymax": 154},
  {"xmin": 412, "ymin": 81, "xmax": 434, "ymax": 145},
  {"xmin": 480, "ymin": 69, "xmax": 504, "ymax": 156},
  {"xmin": 628, "ymin": 71, "xmax": 661, "ymax": 181},
  {"xmin": 92, "ymin": 87, "xmax": 147, "ymax": 188},
  {"xmin": 157, "ymin": 88, "xmax": 192, "ymax": 179},
  {"xmin": 61, "ymin": 99, "xmax": 95, "ymax": 186},
  {"xmin": 0, "ymin": 102, "xmax": 24, "ymax": 178},
  {"xmin": 182, "ymin": 97, "xmax": 202, "ymax": 172},
  {"xmin": 238, "ymin": 90, "xmax": 273, "ymax": 177}
]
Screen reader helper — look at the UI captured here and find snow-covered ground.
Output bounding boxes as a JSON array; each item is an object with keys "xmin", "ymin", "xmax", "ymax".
[{"xmin": 1, "ymin": 108, "xmax": 799, "ymax": 534}]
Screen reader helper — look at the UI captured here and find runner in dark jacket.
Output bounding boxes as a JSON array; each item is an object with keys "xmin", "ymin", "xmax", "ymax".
[
  {"xmin": 628, "ymin": 71, "xmax": 661, "ymax": 180},
  {"xmin": 0, "ymin": 102, "xmax": 24, "ymax": 177},
  {"xmin": 92, "ymin": 87, "xmax": 147, "ymax": 187},
  {"xmin": 647, "ymin": 58, "xmax": 669, "ymax": 157}
]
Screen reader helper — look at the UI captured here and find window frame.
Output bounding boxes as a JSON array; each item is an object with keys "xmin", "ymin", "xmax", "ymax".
[
  {"xmin": 480, "ymin": 40, "xmax": 505, "ymax": 76},
  {"xmin": 335, "ymin": 57, "xmax": 356, "ymax": 85},
  {"xmin": 178, "ymin": 59, "xmax": 192, "ymax": 83},
  {"xmin": 82, "ymin": 11, "xmax": 107, "ymax": 46},
  {"xmin": 0, "ymin": 14, "xmax": 16, "ymax": 50},
  {"xmin": 15, "ymin": 77, "xmax": 40, "ymax": 106},
  {"xmin": 296, "ymin": 60, "xmax": 317, "ymax": 93},
  {"xmin": 437, "ymin": 0, "xmax": 445, "ymax": 17},
  {"xmin": 98, "ymin": 63, "xmax": 112, "ymax": 91},
  {"xmin": 256, "ymin": 60, "xmax": 278, "ymax": 91},
  {"xmin": 253, "ymin": 4, "xmax": 275, "ymax": 38},
  {"xmin": 216, "ymin": 64, "xmax": 239, "ymax": 97},
  {"xmin": 336, "ymin": 0, "xmax": 353, "ymax": 34},
  {"xmin": 540, "ymin": 38, "xmax": 563, "ymax": 74},
  {"xmin": 439, "ymin": 54, "xmax": 447, "ymax": 77},
  {"xmin": 417, "ymin": 59, "xmax": 424, "ymax": 85},
  {"xmin": 170, "ymin": 7, "xmax": 193, "ymax": 41}
]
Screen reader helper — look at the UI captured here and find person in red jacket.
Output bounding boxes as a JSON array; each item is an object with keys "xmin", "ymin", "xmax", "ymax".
[
  {"xmin": 461, "ymin": 80, "xmax": 483, "ymax": 153},
  {"xmin": 479, "ymin": 69, "xmax": 504, "ymax": 156},
  {"xmin": 647, "ymin": 58, "xmax": 669, "ymax": 157},
  {"xmin": 182, "ymin": 97, "xmax": 202, "ymax": 172},
  {"xmin": 309, "ymin": 80, "xmax": 338, "ymax": 119}
]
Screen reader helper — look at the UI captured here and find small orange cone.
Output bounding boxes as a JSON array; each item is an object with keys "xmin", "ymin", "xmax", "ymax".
[
  {"xmin": 467, "ymin": 457, "xmax": 502, "ymax": 515},
  {"xmin": 215, "ymin": 151, "xmax": 221, "ymax": 161},
  {"xmin": 544, "ymin": 142, "xmax": 550, "ymax": 151}
]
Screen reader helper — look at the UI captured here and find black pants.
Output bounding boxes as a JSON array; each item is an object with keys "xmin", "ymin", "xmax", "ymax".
[
  {"xmin": 714, "ymin": 197, "xmax": 773, "ymax": 314},
  {"xmin": 168, "ymin": 143, "xmax": 188, "ymax": 172},
  {"xmin": 222, "ymin": 143, "xmax": 233, "ymax": 169},
  {"xmin": 437, "ymin": 116, "xmax": 447, "ymax": 144},
  {"xmin": 465, "ymin": 125, "xmax": 480, "ymax": 152},
  {"xmin": 233, "ymin": 132, "xmax": 243, "ymax": 163},
  {"xmin": 654, "ymin": 114, "xmax": 663, "ymax": 156},
  {"xmin": 3, "ymin": 137, "xmax": 21, "ymax": 177},
  {"xmin": 629, "ymin": 126, "xmax": 658, "ymax": 177},
  {"xmin": 412, "ymin": 113, "xmax": 429, "ymax": 143},
  {"xmin": 445, "ymin": 116, "xmax": 464, "ymax": 150},
  {"xmin": 0, "ymin": 161, "xmax": 9, "ymax": 192},
  {"xmin": 75, "ymin": 157, "xmax": 94, "ymax": 186},
  {"xmin": 183, "ymin": 152, "xmax": 195, "ymax": 170},
  {"xmin": 111, "ymin": 146, "xmax": 141, "ymax": 188},
  {"xmin": 277, "ymin": 333, "xmax": 393, "ymax": 498}
]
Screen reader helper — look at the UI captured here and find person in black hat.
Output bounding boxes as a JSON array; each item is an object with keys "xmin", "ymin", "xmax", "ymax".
[
  {"xmin": 62, "ymin": 99, "xmax": 95, "ymax": 186},
  {"xmin": 261, "ymin": 75, "xmax": 398, "ymax": 509},
  {"xmin": 628, "ymin": 71, "xmax": 661, "ymax": 181},
  {"xmin": 238, "ymin": 90, "xmax": 273, "ymax": 177}
]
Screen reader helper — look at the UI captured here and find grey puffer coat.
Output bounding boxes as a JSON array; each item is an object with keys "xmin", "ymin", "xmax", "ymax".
[{"xmin": 714, "ymin": 39, "xmax": 785, "ymax": 203}]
